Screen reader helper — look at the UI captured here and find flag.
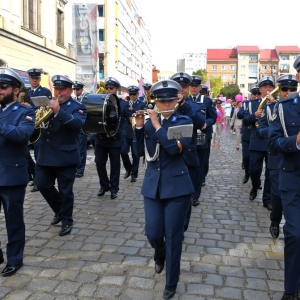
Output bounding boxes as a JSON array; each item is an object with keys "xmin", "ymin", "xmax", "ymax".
[
  {"xmin": 88, "ymin": 5, "xmax": 98, "ymax": 21},
  {"xmin": 138, "ymin": 74, "xmax": 144, "ymax": 97},
  {"xmin": 204, "ymin": 78, "xmax": 210, "ymax": 90}
]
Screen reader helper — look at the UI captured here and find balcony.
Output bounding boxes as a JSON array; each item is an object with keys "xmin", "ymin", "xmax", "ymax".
[
  {"xmin": 279, "ymin": 69, "xmax": 289, "ymax": 73},
  {"xmin": 249, "ymin": 59, "xmax": 258, "ymax": 63}
]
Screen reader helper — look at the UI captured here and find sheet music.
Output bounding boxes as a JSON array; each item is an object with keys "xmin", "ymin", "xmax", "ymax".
[
  {"xmin": 167, "ymin": 124, "xmax": 193, "ymax": 140},
  {"xmin": 30, "ymin": 96, "xmax": 52, "ymax": 107}
]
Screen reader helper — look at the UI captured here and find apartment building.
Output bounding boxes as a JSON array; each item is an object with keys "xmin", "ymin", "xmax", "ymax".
[
  {"xmin": 71, "ymin": 0, "xmax": 153, "ymax": 95},
  {"xmin": 177, "ymin": 52, "xmax": 206, "ymax": 74},
  {"xmin": 207, "ymin": 46, "xmax": 300, "ymax": 97},
  {"xmin": 206, "ymin": 48, "xmax": 238, "ymax": 84},
  {"xmin": 0, "ymin": 0, "xmax": 76, "ymax": 89}
]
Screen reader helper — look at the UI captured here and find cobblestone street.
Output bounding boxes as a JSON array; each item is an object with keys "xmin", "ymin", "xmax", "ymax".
[{"xmin": 0, "ymin": 130, "xmax": 285, "ymax": 300}]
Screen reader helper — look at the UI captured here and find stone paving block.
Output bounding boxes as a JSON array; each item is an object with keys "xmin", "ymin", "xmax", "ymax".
[
  {"xmin": 54, "ymin": 281, "xmax": 82, "ymax": 295},
  {"xmin": 128, "ymin": 276, "xmax": 155, "ymax": 289},
  {"xmin": 267, "ymin": 280, "xmax": 285, "ymax": 292},
  {"xmin": 3, "ymin": 290, "xmax": 33, "ymax": 300},
  {"xmin": 243, "ymin": 289, "xmax": 271, "ymax": 300},
  {"xmin": 219, "ymin": 266, "xmax": 244, "ymax": 277},
  {"xmin": 123, "ymin": 256, "xmax": 148, "ymax": 266},
  {"xmin": 117, "ymin": 246, "xmax": 139, "ymax": 255},
  {"xmin": 77, "ymin": 284, "xmax": 97, "ymax": 298},
  {"xmin": 215, "ymin": 287, "xmax": 242, "ymax": 300},
  {"xmin": 27, "ymin": 293, "xmax": 56, "ymax": 300},
  {"xmin": 193, "ymin": 263, "xmax": 217, "ymax": 273},
  {"xmin": 99, "ymin": 275, "xmax": 126, "ymax": 286},
  {"xmin": 246, "ymin": 277, "xmax": 268, "ymax": 290},
  {"xmin": 257, "ymin": 259, "xmax": 280, "ymax": 270},
  {"xmin": 120, "ymin": 288, "xmax": 154, "ymax": 300},
  {"xmin": 0, "ymin": 287, "xmax": 11, "ymax": 299},
  {"xmin": 225, "ymin": 276, "xmax": 244, "ymax": 287},
  {"xmin": 57, "ymin": 269, "xmax": 79, "ymax": 281},
  {"xmin": 81, "ymin": 262, "xmax": 109, "ymax": 274},
  {"xmin": 205, "ymin": 274, "xmax": 223, "ymax": 286},
  {"xmin": 245, "ymin": 268, "xmax": 267, "ymax": 279},
  {"xmin": 2, "ymin": 274, "xmax": 32, "ymax": 288},
  {"xmin": 27, "ymin": 278, "xmax": 59, "ymax": 292},
  {"xmin": 186, "ymin": 283, "xmax": 214, "ymax": 296},
  {"xmin": 76, "ymin": 272, "xmax": 99, "ymax": 283}
]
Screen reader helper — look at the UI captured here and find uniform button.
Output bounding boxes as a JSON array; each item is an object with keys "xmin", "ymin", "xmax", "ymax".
[
  {"xmin": 289, "ymin": 148, "xmax": 292, "ymax": 150},
  {"xmin": 46, "ymin": 139, "xmax": 49, "ymax": 142},
  {"xmin": 16, "ymin": 164, "xmax": 18, "ymax": 167},
  {"xmin": 146, "ymin": 135, "xmax": 148, "ymax": 137},
  {"xmin": 188, "ymin": 149, "xmax": 191, "ymax": 151},
  {"xmin": 181, "ymin": 171, "xmax": 184, "ymax": 173},
  {"xmin": 49, "ymin": 125, "xmax": 52, "ymax": 127},
  {"xmin": 292, "ymin": 123, "xmax": 295, "ymax": 125},
  {"xmin": 158, "ymin": 168, "xmax": 160, "ymax": 171},
  {"xmin": 283, "ymin": 167, "xmax": 285, "ymax": 170},
  {"xmin": 157, "ymin": 158, "xmax": 159, "ymax": 161}
]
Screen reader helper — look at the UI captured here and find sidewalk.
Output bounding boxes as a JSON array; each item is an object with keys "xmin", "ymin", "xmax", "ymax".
[{"xmin": 0, "ymin": 130, "xmax": 284, "ymax": 300}]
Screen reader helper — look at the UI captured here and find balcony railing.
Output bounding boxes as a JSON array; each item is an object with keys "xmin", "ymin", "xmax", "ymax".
[{"xmin": 279, "ymin": 69, "xmax": 289, "ymax": 73}]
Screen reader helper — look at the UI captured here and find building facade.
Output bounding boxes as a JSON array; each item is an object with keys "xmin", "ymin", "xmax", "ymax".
[
  {"xmin": 0, "ymin": 0, "xmax": 76, "ymax": 89},
  {"xmin": 71, "ymin": 0, "xmax": 153, "ymax": 95},
  {"xmin": 207, "ymin": 46, "xmax": 300, "ymax": 97},
  {"xmin": 177, "ymin": 52, "xmax": 206, "ymax": 74}
]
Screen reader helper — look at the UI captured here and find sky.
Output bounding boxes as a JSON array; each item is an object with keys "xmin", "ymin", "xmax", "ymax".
[{"xmin": 135, "ymin": 0, "xmax": 299, "ymax": 72}]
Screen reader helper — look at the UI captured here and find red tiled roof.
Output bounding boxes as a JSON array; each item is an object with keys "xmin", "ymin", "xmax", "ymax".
[
  {"xmin": 207, "ymin": 49, "xmax": 237, "ymax": 61},
  {"xmin": 260, "ymin": 49, "xmax": 278, "ymax": 61},
  {"xmin": 236, "ymin": 46, "xmax": 260, "ymax": 53},
  {"xmin": 275, "ymin": 46, "xmax": 300, "ymax": 53}
]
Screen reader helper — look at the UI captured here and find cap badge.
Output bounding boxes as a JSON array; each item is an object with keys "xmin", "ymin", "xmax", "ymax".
[
  {"xmin": 67, "ymin": 101, "xmax": 71, "ymax": 106},
  {"xmin": 171, "ymin": 116, "xmax": 177, "ymax": 123}
]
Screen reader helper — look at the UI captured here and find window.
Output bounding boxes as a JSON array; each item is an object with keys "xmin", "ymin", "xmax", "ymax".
[
  {"xmin": 98, "ymin": 5, "xmax": 104, "ymax": 16},
  {"xmin": 99, "ymin": 53, "xmax": 104, "ymax": 78},
  {"xmin": 23, "ymin": 0, "xmax": 40, "ymax": 33},
  {"xmin": 221, "ymin": 75, "xmax": 227, "ymax": 80},
  {"xmin": 249, "ymin": 65, "xmax": 257, "ymax": 73},
  {"xmin": 240, "ymin": 84, "xmax": 245, "ymax": 88},
  {"xmin": 230, "ymin": 65, "xmax": 236, "ymax": 70},
  {"xmin": 249, "ymin": 55, "xmax": 258, "ymax": 60},
  {"xmin": 241, "ymin": 65, "xmax": 245, "ymax": 69},
  {"xmin": 261, "ymin": 65, "xmax": 267, "ymax": 70},
  {"xmin": 57, "ymin": 9, "xmax": 64, "ymax": 45},
  {"xmin": 222, "ymin": 65, "xmax": 227, "ymax": 70},
  {"xmin": 99, "ymin": 29, "xmax": 104, "ymax": 41},
  {"xmin": 272, "ymin": 65, "xmax": 276, "ymax": 70},
  {"xmin": 280, "ymin": 55, "xmax": 289, "ymax": 60},
  {"xmin": 230, "ymin": 75, "xmax": 236, "ymax": 80},
  {"xmin": 212, "ymin": 65, "xmax": 217, "ymax": 70}
]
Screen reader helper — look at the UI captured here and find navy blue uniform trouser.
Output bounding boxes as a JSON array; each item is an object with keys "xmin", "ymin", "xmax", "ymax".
[
  {"xmin": 249, "ymin": 150, "xmax": 271, "ymax": 204},
  {"xmin": 0, "ymin": 185, "xmax": 26, "ymax": 265},
  {"xmin": 203, "ymin": 139, "xmax": 211, "ymax": 181},
  {"xmin": 269, "ymin": 168, "xmax": 282, "ymax": 225},
  {"xmin": 121, "ymin": 137, "xmax": 140, "ymax": 176},
  {"xmin": 36, "ymin": 165, "xmax": 76, "ymax": 226},
  {"xmin": 242, "ymin": 140, "xmax": 250, "ymax": 177},
  {"xmin": 144, "ymin": 194, "xmax": 190, "ymax": 286},
  {"xmin": 77, "ymin": 133, "xmax": 87, "ymax": 174},
  {"xmin": 281, "ymin": 190, "xmax": 300, "ymax": 294},
  {"xmin": 94, "ymin": 145, "xmax": 121, "ymax": 193}
]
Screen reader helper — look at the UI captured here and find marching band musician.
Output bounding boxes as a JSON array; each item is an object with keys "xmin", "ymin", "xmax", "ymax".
[
  {"xmin": 258, "ymin": 74, "xmax": 298, "ymax": 239},
  {"xmin": 170, "ymin": 72, "xmax": 206, "ymax": 210},
  {"xmin": 0, "ymin": 67, "xmax": 35, "ymax": 276},
  {"xmin": 188, "ymin": 75, "xmax": 216, "ymax": 186},
  {"xmin": 237, "ymin": 85, "xmax": 260, "ymax": 184},
  {"xmin": 134, "ymin": 80, "xmax": 194, "ymax": 299},
  {"xmin": 35, "ymin": 75, "xmax": 87, "ymax": 236},
  {"xmin": 139, "ymin": 82, "xmax": 152, "ymax": 104},
  {"xmin": 121, "ymin": 85, "xmax": 145, "ymax": 182},
  {"xmin": 72, "ymin": 81, "xmax": 88, "ymax": 178},
  {"xmin": 268, "ymin": 55, "xmax": 300, "ymax": 300},
  {"xmin": 95, "ymin": 77, "xmax": 131, "ymax": 199},
  {"xmin": 243, "ymin": 76, "xmax": 274, "ymax": 210}
]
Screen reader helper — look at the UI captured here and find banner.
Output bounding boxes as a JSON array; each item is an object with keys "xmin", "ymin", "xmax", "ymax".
[
  {"xmin": 72, "ymin": 4, "xmax": 98, "ymax": 93},
  {"xmin": 138, "ymin": 74, "xmax": 144, "ymax": 97}
]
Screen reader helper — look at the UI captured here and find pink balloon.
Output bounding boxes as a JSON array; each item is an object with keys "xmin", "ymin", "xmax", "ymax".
[{"xmin": 235, "ymin": 94, "xmax": 243, "ymax": 102}]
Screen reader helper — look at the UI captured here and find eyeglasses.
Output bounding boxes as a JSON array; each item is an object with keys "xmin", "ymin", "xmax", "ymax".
[
  {"xmin": 73, "ymin": 88, "xmax": 81, "ymax": 91},
  {"xmin": 252, "ymin": 92, "xmax": 261, "ymax": 95},
  {"xmin": 0, "ymin": 84, "xmax": 12, "ymax": 90},
  {"xmin": 216, "ymin": 102, "xmax": 222, "ymax": 105},
  {"xmin": 281, "ymin": 86, "xmax": 297, "ymax": 92},
  {"xmin": 105, "ymin": 86, "xmax": 115, "ymax": 90},
  {"xmin": 129, "ymin": 93, "xmax": 137, "ymax": 96}
]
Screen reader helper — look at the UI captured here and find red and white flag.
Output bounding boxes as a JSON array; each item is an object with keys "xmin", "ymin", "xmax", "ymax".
[
  {"xmin": 138, "ymin": 74, "xmax": 145, "ymax": 97},
  {"xmin": 26, "ymin": 116, "xmax": 33, "ymax": 121}
]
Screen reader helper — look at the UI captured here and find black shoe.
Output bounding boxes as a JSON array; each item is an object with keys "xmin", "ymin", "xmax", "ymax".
[
  {"xmin": 192, "ymin": 198, "xmax": 199, "ymax": 206},
  {"xmin": 97, "ymin": 189, "xmax": 108, "ymax": 197},
  {"xmin": 31, "ymin": 185, "xmax": 39, "ymax": 192},
  {"xmin": 124, "ymin": 170, "xmax": 131, "ymax": 179},
  {"xmin": 1, "ymin": 262, "xmax": 23, "ymax": 277},
  {"xmin": 249, "ymin": 188, "xmax": 257, "ymax": 201},
  {"xmin": 242, "ymin": 175, "xmax": 249, "ymax": 184},
  {"xmin": 131, "ymin": 176, "xmax": 137, "ymax": 182},
  {"xmin": 59, "ymin": 225, "xmax": 73, "ymax": 236},
  {"xmin": 155, "ymin": 262, "xmax": 165, "ymax": 274},
  {"xmin": 0, "ymin": 248, "xmax": 4, "ymax": 264},
  {"xmin": 111, "ymin": 193, "xmax": 118, "ymax": 199},
  {"xmin": 258, "ymin": 186, "xmax": 262, "ymax": 190},
  {"xmin": 263, "ymin": 202, "xmax": 272, "ymax": 211},
  {"xmin": 163, "ymin": 285, "xmax": 177, "ymax": 300},
  {"xmin": 75, "ymin": 173, "xmax": 84, "ymax": 178},
  {"xmin": 270, "ymin": 223, "xmax": 279, "ymax": 238},
  {"xmin": 202, "ymin": 182, "xmax": 206, "ymax": 186},
  {"xmin": 51, "ymin": 213, "xmax": 61, "ymax": 225},
  {"xmin": 281, "ymin": 292, "xmax": 297, "ymax": 300}
]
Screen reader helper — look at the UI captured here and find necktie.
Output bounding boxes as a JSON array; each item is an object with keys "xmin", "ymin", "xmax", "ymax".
[{"xmin": 193, "ymin": 96, "xmax": 196, "ymax": 101}]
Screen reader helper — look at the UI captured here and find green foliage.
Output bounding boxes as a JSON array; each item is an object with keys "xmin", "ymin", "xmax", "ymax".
[
  {"xmin": 192, "ymin": 69, "xmax": 207, "ymax": 83},
  {"xmin": 219, "ymin": 84, "xmax": 241, "ymax": 99},
  {"xmin": 210, "ymin": 76, "xmax": 223, "ymax": 98}
]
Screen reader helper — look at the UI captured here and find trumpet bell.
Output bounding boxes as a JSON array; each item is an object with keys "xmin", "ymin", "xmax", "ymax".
[{"xmin": 28, "ymin": 128, "xmax": 41, "ymax": 145}]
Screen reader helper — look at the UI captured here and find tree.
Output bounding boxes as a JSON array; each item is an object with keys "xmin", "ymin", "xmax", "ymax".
[
  {"xmin": 192, "ymin": 69, "xmax": 207, "ymax": 84},
  {"xmin": 219, "ymin": 84, "xmax": 241, "ymax": 99},
  {"xmin": 210, "ymin": 76, "xmax": 223, "ymax": 98}
]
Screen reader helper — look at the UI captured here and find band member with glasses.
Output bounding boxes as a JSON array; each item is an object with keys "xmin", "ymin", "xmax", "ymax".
[
  {"xmin": 0, "ymin": 67, "xmax": 35, "ymax": 276},
  {"xmin": 121, "ymin": 85, "xmax": 145, "ymax": 182},
  {"xmin": 95, "ymin": 77, "xmax": 131, "ymax": 199},
  {"xmin": 134, "ymin": 79, "xmax": 194, "ymax": 300},
  {"xmin": 26, "ymin": 68, "xmax": 52, "ymax": 192},
  {"xmin": 268, "ymin": 56, "xmax": 300, "ymax": 300},
  {"xmin": 237, "ymin": 85, "xmax": 260, "ymax": 184},
  {"xmin": 243, "ymin": 76, "xmax": 274, "ymax": 210},
  {"xmin": 72, "ymin": 81, "xmax": 88, "ymax": 178},
  {"xmin": 35, "ymin": 75, "xmax": 87, "ymax": 237}
]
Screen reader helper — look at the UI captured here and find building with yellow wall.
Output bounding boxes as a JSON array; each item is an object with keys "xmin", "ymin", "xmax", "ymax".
[{"xmin": 0, "ymin": 0, "xmax": 77, "ymax": 90}]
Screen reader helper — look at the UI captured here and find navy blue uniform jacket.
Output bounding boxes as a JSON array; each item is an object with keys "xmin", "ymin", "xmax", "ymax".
[
  {"xmin": 0, "ymin": 103, "xmax": 35, "ymax": 185},
  {"xmin": 37, "ymin": 98, "xmax": 87, "ymax": 167},
  {"xmin": 135, "ymin": 112, "xmax": 195, "ymax": 199},
  {"xmin": 237, "ymin": 101, "xmax": 251, "ymax": 141}
]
